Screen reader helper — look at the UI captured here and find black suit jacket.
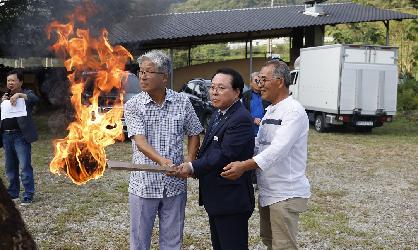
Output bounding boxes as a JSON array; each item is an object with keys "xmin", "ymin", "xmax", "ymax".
[{"xmin": 192, "ymin": 101, "xmax": 255, "ymax": 216}]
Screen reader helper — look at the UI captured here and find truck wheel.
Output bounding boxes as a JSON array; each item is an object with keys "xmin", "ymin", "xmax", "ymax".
[{"xmin": 314, "ymin": 115, "xmax": 326, "ymax": 133}]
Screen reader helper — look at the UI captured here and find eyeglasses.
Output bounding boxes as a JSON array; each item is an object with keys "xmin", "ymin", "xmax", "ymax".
[
  {"xmin": 137, "ymin": 70, "xmax": 164, "ymax": 76},
  {"xmin": 255, "ymin": 77, "xmax": 280, "ymax": 85},
  {"xmin": 209, "ymin": 85, "xmax": 232, "ymax": 93}
]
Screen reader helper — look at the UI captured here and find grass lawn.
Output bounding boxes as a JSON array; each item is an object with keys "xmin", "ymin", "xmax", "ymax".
[{"xmin": 0, "ymin": 111, "xmax": 417, "ymax": 249}]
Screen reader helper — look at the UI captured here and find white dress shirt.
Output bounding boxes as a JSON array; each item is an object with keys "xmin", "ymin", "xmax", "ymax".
[{"xmin": 253, "ymin": 96, "xmax": 311, "ymax": 207}]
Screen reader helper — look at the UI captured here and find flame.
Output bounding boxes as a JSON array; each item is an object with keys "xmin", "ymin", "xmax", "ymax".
[{"xmin": 48, "ymin": 6, "xmax": 133, "ymax": 185}]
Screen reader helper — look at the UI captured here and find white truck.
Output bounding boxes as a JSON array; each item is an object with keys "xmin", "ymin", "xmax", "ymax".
[{"xmin": 290, "ymin": 44, "xmax": 398, "ymax": 132}]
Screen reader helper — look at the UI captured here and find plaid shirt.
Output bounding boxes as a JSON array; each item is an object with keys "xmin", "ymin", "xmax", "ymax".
[{"xmin": 124, "ymin": 89, "xmax": 203, "ymax": 198}]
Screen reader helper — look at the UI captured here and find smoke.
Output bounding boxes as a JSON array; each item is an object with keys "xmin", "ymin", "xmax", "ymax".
[{"xmin": 0, "ymin": 0, "xmax": 175, "ymax": 58}]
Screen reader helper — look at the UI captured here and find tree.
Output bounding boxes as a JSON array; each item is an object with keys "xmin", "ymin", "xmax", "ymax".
[
  {"xmin": 327, "ymin": 22, "xmax": 386, "ymax": 45},
  {"xmin": 0, "ymin": 0, "xmax": 28, "ymax": 56},
  {"xmin": 170, "ymin": 0, "xmax": 271, "ymax": 12},
  {"xmin": 0, "ymin": 0, "xmax": 173, "ymax": 57},
  {"xmin": 327, "ymin": 0, "xmax": 418, "ymax": 79}
]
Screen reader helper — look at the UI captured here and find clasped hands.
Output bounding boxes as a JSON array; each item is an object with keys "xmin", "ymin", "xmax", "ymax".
[
  {"xmin": 158, "ymin": 157, "xmax": 193, "ymax": 179},
  {"xmin": 166, "ymin": 163, "xmax": 194, "ymax": 179},
  {"xmin": 161, "ymin": 157, "xmax": 247, "ymax": 180}
]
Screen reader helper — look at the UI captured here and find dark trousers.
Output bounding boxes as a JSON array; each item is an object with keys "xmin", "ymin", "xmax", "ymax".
[
  {"xmin": 208, "ymin": 211, "xmax": 252, "ymax": 250},
  {"xmin": 2, "ymin": 131, "xmax": 34, "ymax": 199}
]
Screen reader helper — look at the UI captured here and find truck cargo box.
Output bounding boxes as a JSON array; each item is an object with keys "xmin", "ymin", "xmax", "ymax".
[{"xmin": 290, "ymin": 44, "xmax": 398, "ymax": 132}]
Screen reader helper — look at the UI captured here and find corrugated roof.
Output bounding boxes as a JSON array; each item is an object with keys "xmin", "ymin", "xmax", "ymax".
[{"xmin": 109, "ymin": 3, "xmax": 417, "ymax": 48}]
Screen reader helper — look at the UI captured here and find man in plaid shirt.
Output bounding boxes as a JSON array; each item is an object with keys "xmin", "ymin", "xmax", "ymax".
[{"xmin": 124, "ymin": 50, "xmax": 203, "ymax": 250}]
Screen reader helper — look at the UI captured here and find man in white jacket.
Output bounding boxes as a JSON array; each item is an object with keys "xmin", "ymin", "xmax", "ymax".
[{"xmin": 221, "ymin": 59, "xmax": 310, "ymax": 250}]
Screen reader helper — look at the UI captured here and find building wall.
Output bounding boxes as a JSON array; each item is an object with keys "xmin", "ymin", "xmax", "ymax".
[{"xmin": 173, "ymin": 57, "xmax": 268, "ymax": 90}]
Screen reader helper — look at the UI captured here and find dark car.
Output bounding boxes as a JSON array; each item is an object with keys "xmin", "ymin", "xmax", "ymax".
[
  {"xmin": 180, "ymin": 78, "xmax": 214, "ymax": 128},
  {"xmin": 243, "ymin": 83, "xmax": 250, "ymax": 93},
  {"xmin": 180, "ymin": 78, "xmax": 251, "ymax": 129}
]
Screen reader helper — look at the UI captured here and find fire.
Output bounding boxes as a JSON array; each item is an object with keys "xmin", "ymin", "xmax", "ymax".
[{"xmin": 48, "ymin": 5, "xmax": 133, "ymax": 184}]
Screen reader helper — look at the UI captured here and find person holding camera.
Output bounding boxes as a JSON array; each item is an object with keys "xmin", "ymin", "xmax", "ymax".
[{"xmin": 1, "ymin": 70, "xmax": 39, "ymax": 205}]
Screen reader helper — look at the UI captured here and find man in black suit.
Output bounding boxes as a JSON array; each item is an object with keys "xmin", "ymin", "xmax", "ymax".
[{"xmin": 175, "ymin": 68, "xmax": 255, "ymax": 250}]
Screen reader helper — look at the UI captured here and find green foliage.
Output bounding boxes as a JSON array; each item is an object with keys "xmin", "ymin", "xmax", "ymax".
[
  {"xmin": 170, "ymin": 41, "xmax": 290, "ymax": 69},
  {"xmin": 354, "ymin": 0, "xmax": 416, "ymax": 9},
  {"xmin": 170, "ymin": 0, "xmax": 353, "ymax": 12},
  {"xmin": 171, "ymin": 0, "xmax": 269, "ymax": 12},
  {"xmin": 327, "ymin": 0, "xmax": 418, "ymax": 78},
  {"xmin": 0, "ymin": 0, "xmax": 28, "ymax": 56},
  {"xmin": 402, "ymin": 19, "xmax": 418, "ymax": 76},
  {"xmin": 0, "ymin": 0, "xmax": 156, "ymax": 57},
  {"xmin": 398, "ymin": 78, "xmax": 418, "ymax": 112},
  {"xmin": 328, "ymin": 23, "xmax": 386, "ymax": 45},
  {"xmin": 0, "ymin": 0, "xmax": 27, "ymax": 23},
  {"xmin": 193, "ymin": 44, "xmax": 231, "ymax": 62},
  {"xmin": 171, "ymin": 44, "xmax": 232, "ymax": 68}
]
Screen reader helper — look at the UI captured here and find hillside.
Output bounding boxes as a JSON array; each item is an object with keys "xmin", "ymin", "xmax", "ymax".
[{"xmin": 171, "ymin": 0, "xmax": 353, "ymax": 12}]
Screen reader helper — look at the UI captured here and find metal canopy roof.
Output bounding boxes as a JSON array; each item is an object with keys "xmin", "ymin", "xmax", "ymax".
[{"xmin": 108, "ymin": 3, "xmax": 417, "ymax": 51}]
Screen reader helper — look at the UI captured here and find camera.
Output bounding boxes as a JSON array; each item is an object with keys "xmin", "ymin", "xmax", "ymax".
[{"xmin": 2, "ymin": 90, "xmax": 11, "ymax": 100}]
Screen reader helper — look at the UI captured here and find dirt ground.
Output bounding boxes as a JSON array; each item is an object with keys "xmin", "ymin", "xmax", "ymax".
[{"xmin": 0, "ymin": 114, "xmax": 417, "ymax": 249}]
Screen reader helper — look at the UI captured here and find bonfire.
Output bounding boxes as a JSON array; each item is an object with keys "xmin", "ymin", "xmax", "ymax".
[{"xmin": 48, "ymin": 4, "xmax": 133, "ymax": 185}]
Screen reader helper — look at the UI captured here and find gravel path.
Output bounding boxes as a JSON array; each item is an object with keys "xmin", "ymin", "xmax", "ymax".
[{"xmin": 1, "ymin": 124, "xmax": 416, "ymax": 249}]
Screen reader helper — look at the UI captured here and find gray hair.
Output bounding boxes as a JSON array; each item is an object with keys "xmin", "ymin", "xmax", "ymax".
[
  {"xmin": 265, "ymin": 60, "xmax": 291, "ymax": 88},
  {"xmin": 137, "ymin": 50, "xmax": 172, "ymax": 78},
  {"xmin": 250, "ymin": 71, "xmax": 259, "ymax": 81}
]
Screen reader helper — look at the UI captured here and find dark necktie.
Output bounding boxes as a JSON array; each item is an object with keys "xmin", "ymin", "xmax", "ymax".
[{"xmin": 209, "ymin": 112, "xmax": 223, "ymax": 135}]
